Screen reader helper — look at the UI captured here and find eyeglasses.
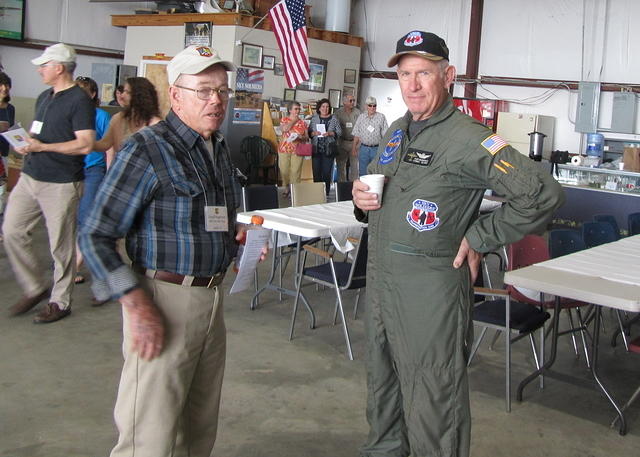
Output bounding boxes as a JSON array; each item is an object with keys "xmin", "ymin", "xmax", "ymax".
[
  {"xmin": 367, "ymin": 104, "xmax": 377, "ymax": 107},
  {"xmin": 174, "ymin": 84, "xmax": 234, "ymax": 100},
  {"xmin": 76, "ymin": 76, "xmax": 90, "ymax": 82}
]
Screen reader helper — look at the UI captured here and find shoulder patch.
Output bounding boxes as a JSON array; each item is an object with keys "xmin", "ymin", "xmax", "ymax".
[
  {"xmin": 481, "ymin": 134, "xmax": 509, "ymax": 156},
  {"xmin": 379, "ymin": 129, "xmax": 403, "ymax": 165}
]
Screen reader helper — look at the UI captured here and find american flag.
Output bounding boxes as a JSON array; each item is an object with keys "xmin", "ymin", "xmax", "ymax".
[
  {"xmin": 481, "ymin": 134, "xmax": 509, "ymax": 155},
  {"xmin": 269, "ymin": 0, "xmax": 309, "ymax": 89}
]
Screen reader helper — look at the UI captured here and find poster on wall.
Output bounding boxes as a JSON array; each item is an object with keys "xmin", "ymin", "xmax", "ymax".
[
  {"xmin": 184, "ymin": 22, "xmax": 212, "ymax": 47},
  {"xmin": 233, "ymin": 67, "xmax": 264, "ymax": 125}
]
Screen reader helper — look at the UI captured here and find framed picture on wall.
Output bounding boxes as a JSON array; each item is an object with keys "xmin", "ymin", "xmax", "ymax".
[
  {"xmin": 274, "ymin": 63, "xmax": 284, "ymax": 76},
  {"xmin": 262, "ymin": 55, "xmax": 275, "ymax": 70},
  {"xmin": 344, "ymin": 68, "xmax": 357, "ymax": 84},
  {"xmin": 329, "ymin": 89, "xmax": 341, "ymax": 109},
  {"xmin": 297, "ymin": 57, "xmax": 327, "ymax": 93},
  {"xmin": 241, "ymin": 43, "xmax": 263, "ymax": 68},
  {"xmin": 184, "ymin": 22, "xmax": 212, "ymax": 47},
  {"xmin": 284, "ymin": 88, "xmax": 297, "ymax": 102}
]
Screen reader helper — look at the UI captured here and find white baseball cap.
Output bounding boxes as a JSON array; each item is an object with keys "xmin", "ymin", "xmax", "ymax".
[
  {"xmin": 167, "ymin": 45, "xmax": 235, "ymax": 85},
  {"xmin": 31, "ymin": 43, "xmax": 77, "ymax": 65}
]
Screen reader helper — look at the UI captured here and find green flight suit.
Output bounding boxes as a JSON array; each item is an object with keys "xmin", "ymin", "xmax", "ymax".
[{"xmin": 357, "ymin": 97, "xmax": 564, "ymax": 457}]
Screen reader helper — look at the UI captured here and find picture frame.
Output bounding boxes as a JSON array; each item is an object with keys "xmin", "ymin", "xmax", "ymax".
[
  {"xmin": 262, "ymin": 55, "xmax": 275, "ymax": 70},
  {"xmin": 184, "ymin": 22, "xmax": 212, "ymax": 47},
  {"xmin": 344, "ymin": 68, "xmax": 357, "ymax": 84},
  {"xmin": 241, "ymin": 43, "xmax": 263, "ymax": 68},
  {"xmin": 296, "ymin": 57, "xmax": 327, "ymax": 93},
  {"xmin": 329, "ymin": 89, "xmax": 341, "ymax": 109},
  {"xmin": 283, "ymin": 88, "xmax": 296, "ymax": 102},
  {"xmin": 222, "ymin": 0, "xmax": 236, "ymax": 9},
  {"xmin": 274, "ymin": 63, "xmax": 284, "ymax": 76},
  {"xmin": 343, "ymin": 85, "xmax": 355, "ymax": 98}
]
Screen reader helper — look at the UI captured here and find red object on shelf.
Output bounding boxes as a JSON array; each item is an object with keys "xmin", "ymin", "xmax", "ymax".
[{"xmin": 453, "ymin": 98, "xmax": 508, "ymax": 132}]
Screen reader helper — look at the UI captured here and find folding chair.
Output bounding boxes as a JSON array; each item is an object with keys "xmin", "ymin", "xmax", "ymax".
[
  {"xmin": 470, "ymin": 286, "xmax": 550, "ymax": 412},
  {"xmin": 628, "ymin": 212, "xmax": 640, "ymax": 236},
  {"xmin": 593, "ymin": 214, "xmax": 621, "ymax": 240},
  {"xmin": 582, "ymin": 221, "xmax": 618, "ymax": 248},
  {"xmin": 335, "ymin": 181, "xmax": 354, "ymax": 202},
  {"xmin": 612, "ymin": 336, "xmax": 640, "ymax": 430},
  {"xmin": 242, "ymin": 185, "xmax": 279, "ymax": 307},
  {"xmin": 290, "ymin": 182, "xmax": 327, "ymax": 207},
  {"xmin": 289, "ymin": 228, "xmax": 368, "ymax": 360}
]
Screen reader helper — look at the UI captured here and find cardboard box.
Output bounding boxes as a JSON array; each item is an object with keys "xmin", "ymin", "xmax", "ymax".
[{"xmin": 623, "ymin": 146, "xmax": 640, "ymax": 172}]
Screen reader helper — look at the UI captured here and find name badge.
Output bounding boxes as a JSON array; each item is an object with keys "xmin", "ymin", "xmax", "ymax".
[
  {"xmin": 403, "ymin": 148, "xmax": 434, "ymax": 167},
  {"xmin": 366, "ymin": 125, "xmax": 375, "ymax": 133},
  {"xmin": 30, "ymin": 120, "xmax": 43, "ymax": 135},
  {"xmin": 205, "ymin": 206, "xmax": 228, "ymax": 232},
  {"xmin": 346, "ymin": 122, "xmax": 353, "ymax": 128}
]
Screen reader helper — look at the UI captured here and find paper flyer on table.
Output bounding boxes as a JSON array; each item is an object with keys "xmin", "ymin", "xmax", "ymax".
[
  {"xmin": 229, "ymin": 227, "xmax": 271, "ymax": 294},
  {"xmin": 1, "ymin": 126, "xmax": 30, "ymax": 149}
]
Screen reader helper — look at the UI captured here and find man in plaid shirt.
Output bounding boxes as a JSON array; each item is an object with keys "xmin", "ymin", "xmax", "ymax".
[{"xmin": 80, "ymin": 46, "xmax": 249, "ymax": 457}]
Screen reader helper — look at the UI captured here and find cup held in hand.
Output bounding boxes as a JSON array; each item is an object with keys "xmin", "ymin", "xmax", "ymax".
[{"xmin": 360, "ymin": 174, "xmax": 385, "ymax": 199}]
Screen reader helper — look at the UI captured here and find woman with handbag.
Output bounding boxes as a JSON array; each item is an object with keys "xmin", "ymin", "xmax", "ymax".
[
  {"xmin": 309, "ymin": 98, "xmax": 342, "ymax": 195},
  {"xmin": 278, "ymin": 101, "xmax": 309, "ymax": 197}
]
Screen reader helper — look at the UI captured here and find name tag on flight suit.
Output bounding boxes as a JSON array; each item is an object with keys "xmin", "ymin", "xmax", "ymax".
[
  {"xmin": 403, "ymin": 148, "xmax": 434, "ymax": 167},
  {"xmin": 205, "ymin": 206, "xmax": 228, "ymax": 232}
]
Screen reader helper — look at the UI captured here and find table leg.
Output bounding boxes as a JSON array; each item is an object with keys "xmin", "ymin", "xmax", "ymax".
[
  {"xmin": 249, "ymin": 231, "xmax": 316, "ymax": 329},
  {"xmin": 591, "ymin": 306, "xmax": 626, "ymax": 435},
  {"xmin": 517, "ymin": 296, "xmax": 561, "ymax": 401}
]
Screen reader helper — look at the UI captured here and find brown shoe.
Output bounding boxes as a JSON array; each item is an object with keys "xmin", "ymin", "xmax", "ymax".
[
  {"xmin": 9, "ymin": 289, "xmax": 50, "ymax": 316},
  {"xmin": 33, "ymin": 303, "xmax": 71, "ymax": 324},
  {"xmin": 91, "ymin": 297, "xmax": 110, "ymax": 307}
]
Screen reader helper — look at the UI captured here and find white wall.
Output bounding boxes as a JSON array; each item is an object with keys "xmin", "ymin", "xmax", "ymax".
[{"xmin": 123, "ymin": 24, "xmax": 361, "ymax": 104}]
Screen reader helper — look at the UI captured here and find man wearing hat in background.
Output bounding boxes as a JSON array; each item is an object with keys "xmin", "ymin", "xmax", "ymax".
[
  {"xmin": 4, "ymin": 43, "xmax": 95, "ymax": 323},
  {"xmin": 79, "ymin": 45, "xmax": 244, "ymax": 456},
  {"xmin": 352, "ymin": 95, "xmax": 388, "ymax": 176},
  {"xmin": 352, "ymin": 31, "xmax": 564, "ymax": 456}
]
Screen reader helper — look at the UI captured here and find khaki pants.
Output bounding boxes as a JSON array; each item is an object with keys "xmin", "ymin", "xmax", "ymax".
[
  {"xmin": 2, "ymin": 174, "xmax": 81, "ymax": 309},
  {"xmin": 337, "ymin": 139, "xmax": 351, "ymax": 182},
  {"xmin": 110, "ymin": 276, "xmax": 226, "ymax": 457},
  {"xmin": 278, "ymin": 152, "xmax": 304, "ymax": 187}
]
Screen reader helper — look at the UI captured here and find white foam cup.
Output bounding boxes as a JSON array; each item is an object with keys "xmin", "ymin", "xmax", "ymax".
[{"xmin": 360, "ymin": 174, "xmax": 385, "ymax": 199}]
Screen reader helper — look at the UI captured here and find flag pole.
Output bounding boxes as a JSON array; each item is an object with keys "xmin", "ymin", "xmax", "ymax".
[{"xmin": 237, "ymin": 12, "xmax": 271, "ymax": 44}]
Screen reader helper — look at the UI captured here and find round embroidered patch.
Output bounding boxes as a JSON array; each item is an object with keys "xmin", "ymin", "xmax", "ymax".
[
  {"xmin": 406, "ymin": 199, "xmax": 440, "ymax": 231},
  {"xmin": 380, "ymin": 129, "xmax": 403, "ymax": 165}
]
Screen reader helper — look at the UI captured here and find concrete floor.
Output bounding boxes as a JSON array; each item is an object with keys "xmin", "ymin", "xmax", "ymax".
[{"xmin": 2, "ymin": 210, "xmax": 640, "ymax": 457}]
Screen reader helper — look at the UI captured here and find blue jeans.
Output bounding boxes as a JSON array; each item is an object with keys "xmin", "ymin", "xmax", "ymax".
[
  {"xmin": 358, "ymin": 145, "xmax": 379, "ymax": 176},
  {"xmin": 77, "ymin": 165, "xmax": 106, "ymax": 227}
]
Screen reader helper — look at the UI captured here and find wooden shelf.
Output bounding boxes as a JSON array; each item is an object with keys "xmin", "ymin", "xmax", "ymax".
[{"xmin": 111, "ymin": 13, "xmax": 363, "ymax": 47}]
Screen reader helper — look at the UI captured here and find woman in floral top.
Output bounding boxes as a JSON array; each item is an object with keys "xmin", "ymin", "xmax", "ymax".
[{"xmin": 278, "ymin": 101, "xmax": 308, "ymax": 197}]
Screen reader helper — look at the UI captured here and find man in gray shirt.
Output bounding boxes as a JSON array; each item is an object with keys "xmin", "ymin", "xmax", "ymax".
[
  {"xmin": 352, "ymin": 96, "xmax": 388, "ymax": 176},
  {"xmin": 334, "ymin": 93, "xmax": 361, "ymax": 180}
]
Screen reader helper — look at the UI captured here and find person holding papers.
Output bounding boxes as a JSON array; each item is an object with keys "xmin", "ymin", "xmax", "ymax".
[
  {"xmin": 3, "ymin": 43, "xmax": 95, "ymax": 323},
  {"xmin": 309, "ymin": 98, "xmax": 341, "ymax": 195},
  {"xmin": 277, "ymin": 100, "xmax": 308, "ymax": 196}
]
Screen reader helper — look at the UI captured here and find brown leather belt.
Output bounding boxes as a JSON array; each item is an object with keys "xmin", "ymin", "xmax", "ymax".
[{"xmin": 133, "ymin": 265, "xmax": 224, "ymax": 288}]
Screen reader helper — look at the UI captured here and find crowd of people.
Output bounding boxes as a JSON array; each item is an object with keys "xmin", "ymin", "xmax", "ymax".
[{"xmin": 1, "ymin": 32, "xmax": 563, "ymax": 457}]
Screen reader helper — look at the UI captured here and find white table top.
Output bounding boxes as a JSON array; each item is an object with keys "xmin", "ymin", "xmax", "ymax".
[
  {"xmin": 505, "ymin": 235, "xmax": 640, "ymax": 312},
  {"xmin": 237, "ymin": 200, "xmax": 365, "ymax": 252}
]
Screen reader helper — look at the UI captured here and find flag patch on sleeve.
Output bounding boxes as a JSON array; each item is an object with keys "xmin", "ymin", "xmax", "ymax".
[{"xmin": 481, "ymin": 134, "xmax": 509, "ymax": 155}]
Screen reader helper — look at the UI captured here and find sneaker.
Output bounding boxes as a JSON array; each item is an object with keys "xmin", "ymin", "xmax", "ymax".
[
  {"xmin": 9, "ymin": 289, "xmax": 50, "ymax": 316},
  {"xmin": 33, "ymin": 303, "xmax": 71, "ymax": 324}
]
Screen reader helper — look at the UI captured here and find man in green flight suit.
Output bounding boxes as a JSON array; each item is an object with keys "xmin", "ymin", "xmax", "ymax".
[{"xmin": 352, "ymin": 31, "xmax": 565, "ymax": 457}]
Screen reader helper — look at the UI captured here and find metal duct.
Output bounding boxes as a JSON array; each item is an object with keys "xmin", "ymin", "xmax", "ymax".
[{"xmin": 325, "ymin": 0, "xmax": 351, "ymax": 33}]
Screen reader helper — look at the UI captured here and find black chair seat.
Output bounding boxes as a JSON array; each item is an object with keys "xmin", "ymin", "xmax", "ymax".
[
  {"xmin": 303, "ymin": 262, "xmax": 352, "ymax": 287},
  {"xmin": 473, "ymin": 299, "xmax": 550, "ymax": 334}
]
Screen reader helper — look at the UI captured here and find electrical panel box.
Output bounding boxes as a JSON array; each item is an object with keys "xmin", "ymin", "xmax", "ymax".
[
  {"xmin": 611, "ymin": 92, "xmax": 637, "ymax": 134},
  {"xmin": 575, "ymin": 81, "xmax": 601, "ymax": 133},
  {"xmin": 496, "ymin": 112, "xmax": 555, "ymax": 159}
]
